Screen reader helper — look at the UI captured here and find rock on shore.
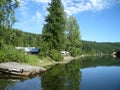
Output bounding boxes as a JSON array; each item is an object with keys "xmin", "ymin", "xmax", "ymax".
[{"xmin": 0, "ymin": 62, "xmax": 46, "ymax": 76}]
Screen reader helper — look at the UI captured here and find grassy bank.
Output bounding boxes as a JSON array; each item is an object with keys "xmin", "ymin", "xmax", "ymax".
[
  {"xmin": 24, "ymin": 55, "xmax": 75, "ymax": 69},
  {"xmin": 25, "ymin": 55, "xmax": 56, "ymax": 67},
  {"xmin": 0, "ymin": 47, "xmax": 75, "ymax": 69}
]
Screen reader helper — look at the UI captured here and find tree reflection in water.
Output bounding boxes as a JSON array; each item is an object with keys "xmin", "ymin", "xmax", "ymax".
[
  {"xmin": 0, "ymin": 78, "xmax": 15, "ymax": 90},
  {"xmin": 0, "ymin": 74, "xmax": 31, "ymax": 90},
  {"xmin": 41, "ymin": 55, "xmax": 120, "ymax": 90},
  {"xmin": 41, "ymin": 63, "xmax": 82, "ymax": 90}
]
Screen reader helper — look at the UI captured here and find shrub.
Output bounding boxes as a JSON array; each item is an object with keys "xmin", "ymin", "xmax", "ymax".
[
  {"xmin": 48, "ymin": 49, "xmax": 63, "ymax": 61},
  {"xmin": 116, "ymin": 50, "xmax": 120, "ymax": 58},
  {"xmin": 39, "ymin": 42, "xmax": 49, "ymax": 57},
  {"xmin": 0, "ymin": 47, "xmax": 28, "ymax": 63},
  {"xmin": 70, "ymin": 48, "xmax": 81, "ymax": 57}
]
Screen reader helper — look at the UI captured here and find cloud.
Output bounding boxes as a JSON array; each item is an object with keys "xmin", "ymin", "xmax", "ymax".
[
  {"xmin": 17, "ymin": 0, "xmax": 50, "ymax": 17},
  {"xmin": 32, "ymin": 10, "xmax": 43, "ymax": 23},
  {"xmin": 62, "ymin": 0, "xmax": 120, "ymax": 15},
  {"xmin": 32, "ymin": 0, "xmax": 50, "ymax": 3},
  {"xmin": 14, "ymin": 10, "xmax": 43, "ymax": 33},
  {"xmin": 17, "ymin": 0, "xmax": 29, "ymax": 17},
  {"xmin": 17, "ymin": 0, "xmax": 120, "ymax": 16}
]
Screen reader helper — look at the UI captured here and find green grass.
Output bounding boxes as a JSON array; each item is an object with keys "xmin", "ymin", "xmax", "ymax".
[
  {"xmin": 25, "ymin": 55, "xmax": 40, "ymax": 65},
  {"xmin": 24, "ymin": 55, "xmax": 56, "ymax": 67}
]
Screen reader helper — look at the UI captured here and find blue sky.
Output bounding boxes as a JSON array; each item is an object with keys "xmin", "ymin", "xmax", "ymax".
[{"xmin": 13, "ymin": 0, "xmax": 120, "ymax": 42}]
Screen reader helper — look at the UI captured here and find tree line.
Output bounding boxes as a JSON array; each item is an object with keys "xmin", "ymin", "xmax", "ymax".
[
  {"xmin": 82, "ymin": 41, "xmax": 120, "ymax": 54},
  {"xmin": 0, "ymin": 26, "xmax": 41, "ymax": 47}
]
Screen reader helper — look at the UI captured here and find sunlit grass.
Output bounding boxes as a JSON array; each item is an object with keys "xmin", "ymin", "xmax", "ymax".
[{"xmin": 24, "ymin": 54, "xmax": 56, "ymax": 67}]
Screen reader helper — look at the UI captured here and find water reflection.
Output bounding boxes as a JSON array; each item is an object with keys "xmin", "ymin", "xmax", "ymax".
[
  {"xmin": 0, "ymin": 56, "xmax": 120, "ymax": 90},
  {"xmin": 0, "ymin": 79, "xmax": 14, "ymax": 90},
  {"xmin": 41, "ymin": 64, "xmax": 81, "ymax": 90},
  {"xmin": 0, "ymin": 75, "xmax": 43, "ymax": 90},
  {"xmin": 80, "ymin": 66, "xmax": 120, "ymax": 90}
]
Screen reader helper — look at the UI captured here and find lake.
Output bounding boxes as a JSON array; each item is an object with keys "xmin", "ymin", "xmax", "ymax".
[{"xmin": 0, "ymin": 56, "xmax": 120, "ymax": 90}]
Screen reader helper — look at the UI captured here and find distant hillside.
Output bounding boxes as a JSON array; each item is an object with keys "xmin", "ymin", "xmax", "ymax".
[
  {"xmin": 100, "ymin": 42, "xmax": 120, "ymax": 47},
  {"xmin": 0, "ymin": 26, "xmax": 41, "ymax": 47},
  {"xmin": 82, "ymin": 41, "xmax": 120, "ymax": 54}
]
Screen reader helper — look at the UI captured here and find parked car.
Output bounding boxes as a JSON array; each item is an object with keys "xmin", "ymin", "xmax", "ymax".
[
  {"xmin": 24, "ymin": 47, "xmax": 40, "ymax": 54},
  {"xmin": 61, "ymin": 51, "xmax": 70, "ymax": 55},
  {"xmin": 15, "ymin": 47, "xmax": 40, "ymax": 54}
]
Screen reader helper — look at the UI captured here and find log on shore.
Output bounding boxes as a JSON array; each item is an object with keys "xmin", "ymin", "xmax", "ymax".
[{"xmin": 0, "ymin": 62, "xmax": 46, "ymax": 76}]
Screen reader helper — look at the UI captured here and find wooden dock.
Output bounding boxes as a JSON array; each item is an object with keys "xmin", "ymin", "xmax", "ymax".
[{"xmin": 0, "ymin": 62, "xmax": 46, "ymax": 76}]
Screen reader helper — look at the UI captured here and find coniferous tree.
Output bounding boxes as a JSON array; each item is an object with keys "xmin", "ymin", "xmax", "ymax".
[{"xmin": 42, "ymin": 0, "xmax": 66, "ymax": 51}]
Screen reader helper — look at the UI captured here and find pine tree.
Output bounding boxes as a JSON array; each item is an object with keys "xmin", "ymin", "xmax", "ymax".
[{"xmin": 42, "ymin": 0, "xmax": 66, "ymax": 51}]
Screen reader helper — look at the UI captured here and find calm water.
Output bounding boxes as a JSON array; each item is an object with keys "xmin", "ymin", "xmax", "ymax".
[{"xmin": 0, "ymin": 56, "xmax": 120, "ymax": 90}]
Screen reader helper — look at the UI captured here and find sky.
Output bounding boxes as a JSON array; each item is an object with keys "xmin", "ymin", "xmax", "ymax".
[{"xmin": 13, "ymin": 0, "xmax": 120, "ymax": 42}]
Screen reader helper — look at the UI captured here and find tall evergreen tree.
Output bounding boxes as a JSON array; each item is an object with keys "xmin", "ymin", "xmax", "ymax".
[{"xmin": 42, "ymin": 0, "xmax": 66, "ymax": 51}]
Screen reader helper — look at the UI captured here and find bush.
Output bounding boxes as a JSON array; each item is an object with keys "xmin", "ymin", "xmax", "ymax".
[
  {"xmin": 116, "ymin": 50, "xmax": 120, "ymax": 58},
  {"xmin": 48, "ymin": 49, "xmax": 63, "ymax": 61},
  {"xmin": 39, "ymin": 42, "xmax": 49, "ymax": 57},
  {"xmin": 70, "ymin": 48, "xmax": 81, "ymax": 57},
  {"xmin": 0, "ymin": 47, "xmax": 28, "ymax": 63}
]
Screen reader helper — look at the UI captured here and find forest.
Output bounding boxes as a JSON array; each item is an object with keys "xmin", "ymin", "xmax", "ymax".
[
  {"xmin": 0, "ymin": 26, "xmax": 41, "ymax": 47},
  {"xmin": 0, "ymin": 0, "xmax": 120, "ymax": 62},
  {"xmin": 82, "ymin": 41, "xmax": 120, "ymax": 54}
]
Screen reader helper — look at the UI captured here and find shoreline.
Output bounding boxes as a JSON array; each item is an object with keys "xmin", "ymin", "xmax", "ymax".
[
  {"xmin": 40, "ymin": 55, "xmax": 85, "ymax": 69},
  {"xmin": 0, "ymin": 55, "xmax": 84, "ymax": 77},
  {"xmin": 36, "ymin": 56, "xmax": 76, "ymax": 70}
]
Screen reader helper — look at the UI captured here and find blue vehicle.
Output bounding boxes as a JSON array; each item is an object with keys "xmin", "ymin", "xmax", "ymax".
[{"xmin": 24, "ymin": 47, "xmax": 40, "ymax": 54}]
